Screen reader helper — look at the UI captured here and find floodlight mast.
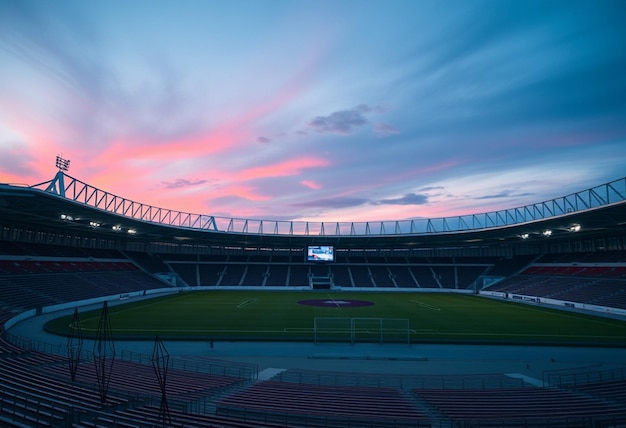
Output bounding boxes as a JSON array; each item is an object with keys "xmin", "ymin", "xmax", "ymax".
[{"xmin": 44, "ymin": 155, "xmax": 72, "ymax": 197}]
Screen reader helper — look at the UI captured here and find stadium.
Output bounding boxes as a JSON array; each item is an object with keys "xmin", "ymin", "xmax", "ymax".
[{"xmin": 0, "ymin": 167, "xmax": 625, "ymax": 427}]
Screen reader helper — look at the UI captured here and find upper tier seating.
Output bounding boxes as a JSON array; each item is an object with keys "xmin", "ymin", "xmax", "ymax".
[
  {"xmin": 164, "ymin": 254, "xmax": 493, "ymax": 288},
  {"xmin": 486, "ymin": 252, "xmax": 626, "ymax": 309}
]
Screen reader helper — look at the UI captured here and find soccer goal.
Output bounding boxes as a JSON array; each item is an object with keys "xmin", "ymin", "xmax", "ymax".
[{"xmin": 314, "ymin": 317, "xmax": 410, "ymax": 344}]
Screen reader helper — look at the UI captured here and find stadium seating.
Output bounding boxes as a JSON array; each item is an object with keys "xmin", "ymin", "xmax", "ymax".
[
  {"xmin": 368, "ymin": 265, "xmax": 396, "ymax": 287},
  {"xmin": 2, "ymin": 241, "xmax": 626, "ymax": 427},
  {"xmin": 0, "ymin": 353, "xmax": 128, "ymax": 426},
  {"xmin": 329, "ymin": 265, "xmax": 353, "ymax": 287},
  {"xmin": 217, "ymin": 380, "xmax": 427, "ymax": 427},
  {"xmin": 414, "ymin": 386, "xmax": 626, "ymax": 422},
  {"xmin": 265, "ymin": 264, "xmax": 289, "ymax": 286},
  {"xmin": 0, "ymin": 263, "xmax": 169, "ymax": 310},
  {"xmin": 42, "ymin": 358, "xmax": 243, "ymax": 402},
  {"xmin": 486, "ymin": 254, "xmax": 626, "ymax": 309},
  {"xmin": 162, "ymin": 253, "xmax": 494, "ymax": 288},
  {"xmin": 239, "ymin": 263, "xmax": 268, "ymax": 286},
  {"xmin": 286, "ymin": 265, "xmax": 310, "ymax": 287},
  {"xmin": 78, "ymin": 405, "xmax": 296, "ymax": 427}
]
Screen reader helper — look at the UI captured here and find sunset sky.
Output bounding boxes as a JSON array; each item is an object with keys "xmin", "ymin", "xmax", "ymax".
[{"xmin": 1, "ymin": 0, "xmax": 625, "ymax": 223}]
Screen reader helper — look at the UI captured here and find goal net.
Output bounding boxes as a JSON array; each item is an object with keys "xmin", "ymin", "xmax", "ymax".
[{"xmin": 314, "ymin": 317, "xmax": 410, "ymax": 344}]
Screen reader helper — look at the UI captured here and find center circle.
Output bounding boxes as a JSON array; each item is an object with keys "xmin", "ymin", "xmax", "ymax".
[{"xmin": 297, "ymin": 299, "xmax": 375, "ymax": 308}]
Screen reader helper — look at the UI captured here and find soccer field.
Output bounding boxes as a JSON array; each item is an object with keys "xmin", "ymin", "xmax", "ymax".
[{"xmin": 45, "ymin": 291, "xmax": 626, "ymax": 346}]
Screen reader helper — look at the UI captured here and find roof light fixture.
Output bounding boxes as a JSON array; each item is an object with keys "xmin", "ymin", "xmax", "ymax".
[{"xmin": 55, "ymin": 155, "xmax": 71, "ymax": 172}]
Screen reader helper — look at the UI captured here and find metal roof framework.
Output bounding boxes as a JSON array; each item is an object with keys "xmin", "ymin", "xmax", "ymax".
[{"xmin": 31, "ymin": 172, "xmax": 626, "ymax": 238}]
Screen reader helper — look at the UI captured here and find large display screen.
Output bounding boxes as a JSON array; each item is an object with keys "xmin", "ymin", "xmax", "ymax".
[{"xmin": 306, "ymin": 245, "xmax": 335, "ymax": 262}]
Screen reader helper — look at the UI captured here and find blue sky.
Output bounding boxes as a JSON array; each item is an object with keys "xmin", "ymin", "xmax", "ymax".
[{"xmin": 1, "ymin": 0, "xmax": 625, "ymax": 222}]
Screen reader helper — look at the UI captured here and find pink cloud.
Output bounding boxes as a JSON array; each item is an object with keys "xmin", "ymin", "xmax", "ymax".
[
  {"xmin": 238, "ymin": 157, "xmax": 329, "ymax": 181},
  {"xmin": 300, "ymin": 180, "xmax": 323, "ymax": 190},
  {"xmin": 215, "ymin": 185, "xmax": 271, "ymax": 202}
]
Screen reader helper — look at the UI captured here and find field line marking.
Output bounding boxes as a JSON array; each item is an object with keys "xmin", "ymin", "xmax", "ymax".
[
  {"xmin": 237, "ymin": 298, "xmax": 258, "ymax": 309},
  {"xmin": 415, "ymin": 331, "xmax": 626, "ymax": 339},
  {"xmin": 81, "ymin": 327, "xmax": 308, "ymax": 334},
  {"xmin": 78, "ymin": 324, "xmax": 625, "ymax": 340},
  {"xmin": 326, "ymin": 294, "xmax": 342, "ymax": 308},
  {"xmin": 76, "ymin": 293, "xmax": 191, "ymax": 325},
  {"xmin": 410, "ymin": 300, "xmax": 441, "ymax": 311}
]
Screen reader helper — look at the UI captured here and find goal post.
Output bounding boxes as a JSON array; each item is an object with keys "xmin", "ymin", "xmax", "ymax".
[
  {"xmin": 314, "ymin": 317, "xmax": 352, "ymax": 343},
  {"xmin": 314, "ymin": 317, "xmax": 410, "ymax": 344}
]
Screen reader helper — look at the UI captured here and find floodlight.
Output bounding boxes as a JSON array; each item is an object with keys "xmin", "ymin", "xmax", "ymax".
[
  {"xmin": 127, "ymin": 229, "xmax": 137, "ymax": 235},
  {"xmin": 520, "ymin": 233, "xmax": 529, "ymax": 239},
  {"xmin": 112, "ymin": 225, "xmax": 122, "ymax": 232},
  {"xmin": 543, "ymin": 229, "xmax": 552, "ymax": 237},
  {"xmin": 89, "ymin": 221, "xmax": 101, "ymax": 228},
  {"xmin": 55, "ymin": 155, "xmax": 71, "ymax": 172},
  {"xmin": 569, "ymin": 224, "xmax": 581, "ymax": 232}
]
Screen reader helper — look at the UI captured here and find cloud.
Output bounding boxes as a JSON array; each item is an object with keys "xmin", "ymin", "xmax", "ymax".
[
  {"xmin": 291, "ymin": 196, "xmax": 370, "ymax": 209},
  {"xmin": 308, "ymin": 104, "xmax": 375, "ymax": 134},
  {"xmin": 474, "ymin": 190, "xmax": 534, "ymax": 200},
  {"xmin": 161, "ymin": 178, "xmax": 208, "ymax": 189},
  {"xmin": 0, "ymin": 0, "xmax": 215, "ymax": 156},
  {"xmin": 290, "ymin": 192, "xmax": 429, "ymax": 210},
  {"xmin": 2, "ymin": 1, "xmax": 625, "ymax": 223},
  {"xmin": 373, "ymin": 122, "xmax": 399, "ymax": 136},
  {"xmin": 419, "ymin": 186, "xmax": 445, "ymax": 192},
  {"xmin": 238, "ymin": 157, "xmax": 329, "ymax": 181},
  {"xmin": 372, "ymin": 193, "xmax": 429, "ymax": 205},
  {"xmin": 300, "ymin": 180, "xmax": 323, "ymax": 190},
  {"xmin": 0, "ymin": 140, "xmax": 35, "ymax": 179},
  {"xmin": 206, "ymin": 185, "xmax": 271, "ymax": 203}
]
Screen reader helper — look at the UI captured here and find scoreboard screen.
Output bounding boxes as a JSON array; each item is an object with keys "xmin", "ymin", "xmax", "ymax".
[{"xmin": 306, "ymin": 245, "xmax": 334, "ymax": 262}]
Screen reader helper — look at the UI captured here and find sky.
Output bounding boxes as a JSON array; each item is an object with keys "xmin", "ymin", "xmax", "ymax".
[{"xmin": 1, "ymin": 0, "xmax": 625, "ymax": 223}]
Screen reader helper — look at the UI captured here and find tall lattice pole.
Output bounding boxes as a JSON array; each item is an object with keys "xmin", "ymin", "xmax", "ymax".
[
  {"xmin": 67, "ymin": 308, "xmax": 83, "ymax": 381},
  {"xmin": 151, "ymin": 336, "xmax": 171, "ymax": 427},
  {"xmin": 93, "ymin": 301, "xmax": 115, "ymax": 403}
]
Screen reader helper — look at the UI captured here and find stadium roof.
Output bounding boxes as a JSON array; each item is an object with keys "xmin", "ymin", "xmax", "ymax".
[{"xmin": 1, "ymin": 174, "xmax": 625, "ymax": 250}]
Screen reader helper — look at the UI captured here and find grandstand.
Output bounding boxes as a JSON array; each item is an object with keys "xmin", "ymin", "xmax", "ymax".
[{"xmin": 1, "ymin": 173, "xmax": 626, "ymax": 426}]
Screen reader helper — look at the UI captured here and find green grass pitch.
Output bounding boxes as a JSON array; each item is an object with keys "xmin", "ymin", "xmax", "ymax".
[{"xmin": 45, "ymin": 291, "xmax": 626, "ymax": 346}]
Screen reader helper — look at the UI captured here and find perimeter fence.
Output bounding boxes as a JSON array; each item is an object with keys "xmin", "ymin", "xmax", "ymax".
[{"xmin": 545, "ymin": 366, "xmax": 626, "ymax": 387}]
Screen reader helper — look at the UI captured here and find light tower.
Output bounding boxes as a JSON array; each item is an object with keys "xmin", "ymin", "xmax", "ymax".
[
  {"xmin": 44, "ymin": 155, "xmax": 71, "ymax": 197},
  {"xmin": 55, "ymin": 155, "xmax": 71, "ymax": 171}
]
